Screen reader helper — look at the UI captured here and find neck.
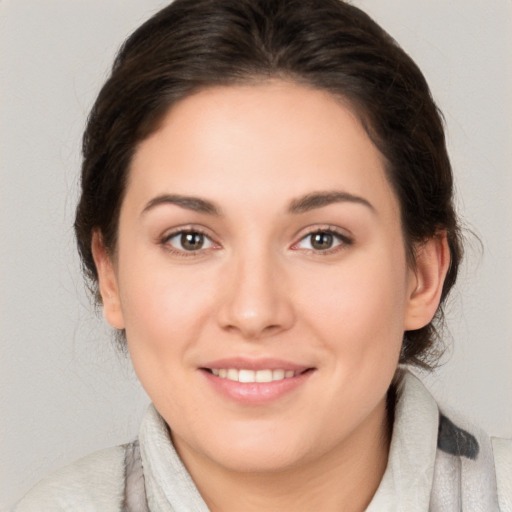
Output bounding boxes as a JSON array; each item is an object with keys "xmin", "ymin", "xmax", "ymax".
[{"xmin": 175, "ymin": 396, "xmax": 392, "ymax": 512}]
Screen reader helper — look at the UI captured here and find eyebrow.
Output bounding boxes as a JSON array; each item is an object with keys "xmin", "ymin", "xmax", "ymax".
[
  {"xmin": 288, "ymin": 191, "xmax": 375, "ymax": 214},
  {"xmin": 141, "ymin": 190, "xmax": 374, "ymax": 216},
  {"xmin": 141, "ymin": 194, "xmax": 221, "ymax": 216}
]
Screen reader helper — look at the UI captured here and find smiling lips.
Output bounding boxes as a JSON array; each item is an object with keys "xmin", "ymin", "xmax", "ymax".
[
  {"xmin": 201, "ymin": 361, "xmax": 314, "ymax": 404},
  {"xmin": 211, "ymin": 368, "xmax": 299, "ymax": 383}
]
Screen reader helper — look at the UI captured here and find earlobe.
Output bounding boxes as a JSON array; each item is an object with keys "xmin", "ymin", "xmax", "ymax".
[
  {"xmin": 404, "ymin": 233, "xmax": 451, "ymax": 331},
  {"xmin": 91, "ymin": 230, "xmax": 125, "ymax": 330}
]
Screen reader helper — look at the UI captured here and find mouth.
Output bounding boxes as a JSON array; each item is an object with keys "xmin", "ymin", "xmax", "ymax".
[
  {"xmin": 199, "ymin": 359, "xmax": 315, "ymax": 404},
  {"xmin": 203, "ymin": 367, "xmax": 312, "ymax": 383}
]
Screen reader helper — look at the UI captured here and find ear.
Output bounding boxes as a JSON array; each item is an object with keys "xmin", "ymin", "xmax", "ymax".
[
  {"xmin": 404, "ymin": 232, "xmax": 451, "ymax": 331},
  {"xmin": 91, "ymin": 230, "xmax": 125, "ymax": 330}
]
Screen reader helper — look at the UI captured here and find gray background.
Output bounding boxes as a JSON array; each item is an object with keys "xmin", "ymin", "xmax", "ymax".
[{"xmin": 1, "ymin": 1, "xmax": 511, "ymax": 509}]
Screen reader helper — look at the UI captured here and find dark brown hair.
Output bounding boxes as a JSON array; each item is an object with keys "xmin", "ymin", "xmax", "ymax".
[{"xmin": 75, "ymin": 0, "xmax": 462, "ymax": 369}]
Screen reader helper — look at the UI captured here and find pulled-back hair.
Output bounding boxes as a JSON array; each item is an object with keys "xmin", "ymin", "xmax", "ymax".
[{"xmin": 75, "ymin": 0, "xmax": 462, "ymax": 369}]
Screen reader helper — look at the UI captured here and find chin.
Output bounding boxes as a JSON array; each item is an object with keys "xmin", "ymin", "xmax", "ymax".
[
  {"xmin": 178, "ymin": 421, "xmax": 316, "ymax": 474},
  {"xmin": 209, "ymin": 443, "xmax": 308, "ymax": 474}
]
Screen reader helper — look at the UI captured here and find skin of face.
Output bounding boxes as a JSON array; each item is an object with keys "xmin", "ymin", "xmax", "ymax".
[{"xmin": 93, "ymin": 81, "xmax": 449, "ymax": 510}]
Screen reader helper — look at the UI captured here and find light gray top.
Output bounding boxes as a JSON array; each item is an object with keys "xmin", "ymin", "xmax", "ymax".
[{"xmin": 13, "ymin": 371, "xmax": 512, "ymax": 511}]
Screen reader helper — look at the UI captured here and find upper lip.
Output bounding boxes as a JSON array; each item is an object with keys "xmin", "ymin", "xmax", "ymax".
[{"xmin": 200, "ymin": 357, "xmax": 312, "ymax": 372}]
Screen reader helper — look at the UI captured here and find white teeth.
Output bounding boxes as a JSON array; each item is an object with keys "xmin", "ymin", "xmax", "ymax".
[
  {"xmin": 210, "ymin": 368, "xmax": 300, "ymax": 383},
  {"xmin": 255, "ymin": 369, "xmax": 273, "ymax": 383},
  {"xmin": 272, "ymin": 369, "xmax": 285, "ymax": 380},
  {"xmin": 227, "ymin": 368, "xmax": 238, "ymax": 381},
  {"xmin": 238, "ymin": 369, "xmax": 255, "ymax": 383}
]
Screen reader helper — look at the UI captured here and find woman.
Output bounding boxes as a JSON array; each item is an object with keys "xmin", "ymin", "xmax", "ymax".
[{"xmin": 14, "ymin": 0, "xmax": 511, "ymax": 510}]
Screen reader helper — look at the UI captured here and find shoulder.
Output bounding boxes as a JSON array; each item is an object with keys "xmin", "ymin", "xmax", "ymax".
[
  {"xmin": 394, "ymin": 371, "xmax": 511, "ymax": 510},
  {"xmin": 12, "ymin": 444, "xmax": 128, "ymax": 512},
  {"xmin": 492, "ymin": 437, "xmax": 512, "ymax": 512}
]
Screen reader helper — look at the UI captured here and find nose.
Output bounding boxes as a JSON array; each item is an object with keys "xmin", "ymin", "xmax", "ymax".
[{"xmin": 217, "ymin": 249, "xmax": 295, "ymax": 340}]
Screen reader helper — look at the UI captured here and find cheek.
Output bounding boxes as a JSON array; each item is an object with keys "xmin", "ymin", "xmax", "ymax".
[
  {"xmin": 118, "ymin": 263, "xmax": 220, "ymax": 410},
  {"xmin": 117, "ymin": 256, "xmax": 218, "ymax": 360},
  {"xmin": 296, "ymin": 248, "xmax": 408, "ymax": 359}
]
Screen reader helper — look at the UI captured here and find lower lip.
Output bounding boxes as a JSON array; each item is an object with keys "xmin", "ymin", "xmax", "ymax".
[{"xmin": 201, "ymin": 369, "xmax": 314, "ymax": 405}]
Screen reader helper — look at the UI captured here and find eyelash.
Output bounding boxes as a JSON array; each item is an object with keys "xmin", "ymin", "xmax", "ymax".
[
  {"xmin": 160, "ymin": 227, "xmax": 218, "ymax": 257},
  {"xmin": 291, "ymin": 227, "xmax": 353, "ymax": 256},
  {"xmin": 160, "ymin": 226, "xmax": 353, "ymax": 257}
]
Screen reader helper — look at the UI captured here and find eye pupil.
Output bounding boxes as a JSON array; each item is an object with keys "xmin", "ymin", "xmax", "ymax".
[
  {"xmin": 181, "ymin": 232, "xmax": 204, "ymax": 250},
  {"xmin": 311, "ymin": 232, "xmax": 333, "ymax": 250}
]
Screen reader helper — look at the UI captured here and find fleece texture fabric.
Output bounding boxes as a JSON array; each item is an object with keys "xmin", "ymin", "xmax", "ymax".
[{"xmin": 13, "ymin": 371, "xmax": 512, "ymax": 511}]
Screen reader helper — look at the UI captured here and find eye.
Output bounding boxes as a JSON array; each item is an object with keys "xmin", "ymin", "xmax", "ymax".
[
  {"xmin": 164, "ymin": 230, "xmax": 216, "ymax": 252},
  {"xmin": 294, "ymin": 229, "xmax": 351, "ymax": 253}
]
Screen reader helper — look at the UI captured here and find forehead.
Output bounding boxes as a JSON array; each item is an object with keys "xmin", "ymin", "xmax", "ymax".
[{"xmin": 127, "ymin": 81, "xmax": 398, "ymax": 218}]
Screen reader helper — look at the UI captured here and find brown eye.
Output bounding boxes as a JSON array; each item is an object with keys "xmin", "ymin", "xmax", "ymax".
[
  {"xmin": 165, "ymin": 230, "xmax": 215, "ymax": 252},
  {"xmin": 310, "ymin": 232, "xmax": 334, "ymax": 250},
  {"xmin": 294, "ymin": 229, "xmax": 350, "ymax": 253},
  {"xmin": 181, "ymin": 232, "xmax": 205, "ymax": 250}
]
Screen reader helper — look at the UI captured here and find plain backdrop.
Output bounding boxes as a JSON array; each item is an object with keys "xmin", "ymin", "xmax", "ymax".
[{"xmin": 1, "ymin": 0, "xmax": 511, "ymax": 509}]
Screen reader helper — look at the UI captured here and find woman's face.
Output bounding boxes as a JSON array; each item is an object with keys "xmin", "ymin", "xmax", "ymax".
[{"xmin": 96, "ymin": 81, "xmax": 428, "ymax": 474}]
